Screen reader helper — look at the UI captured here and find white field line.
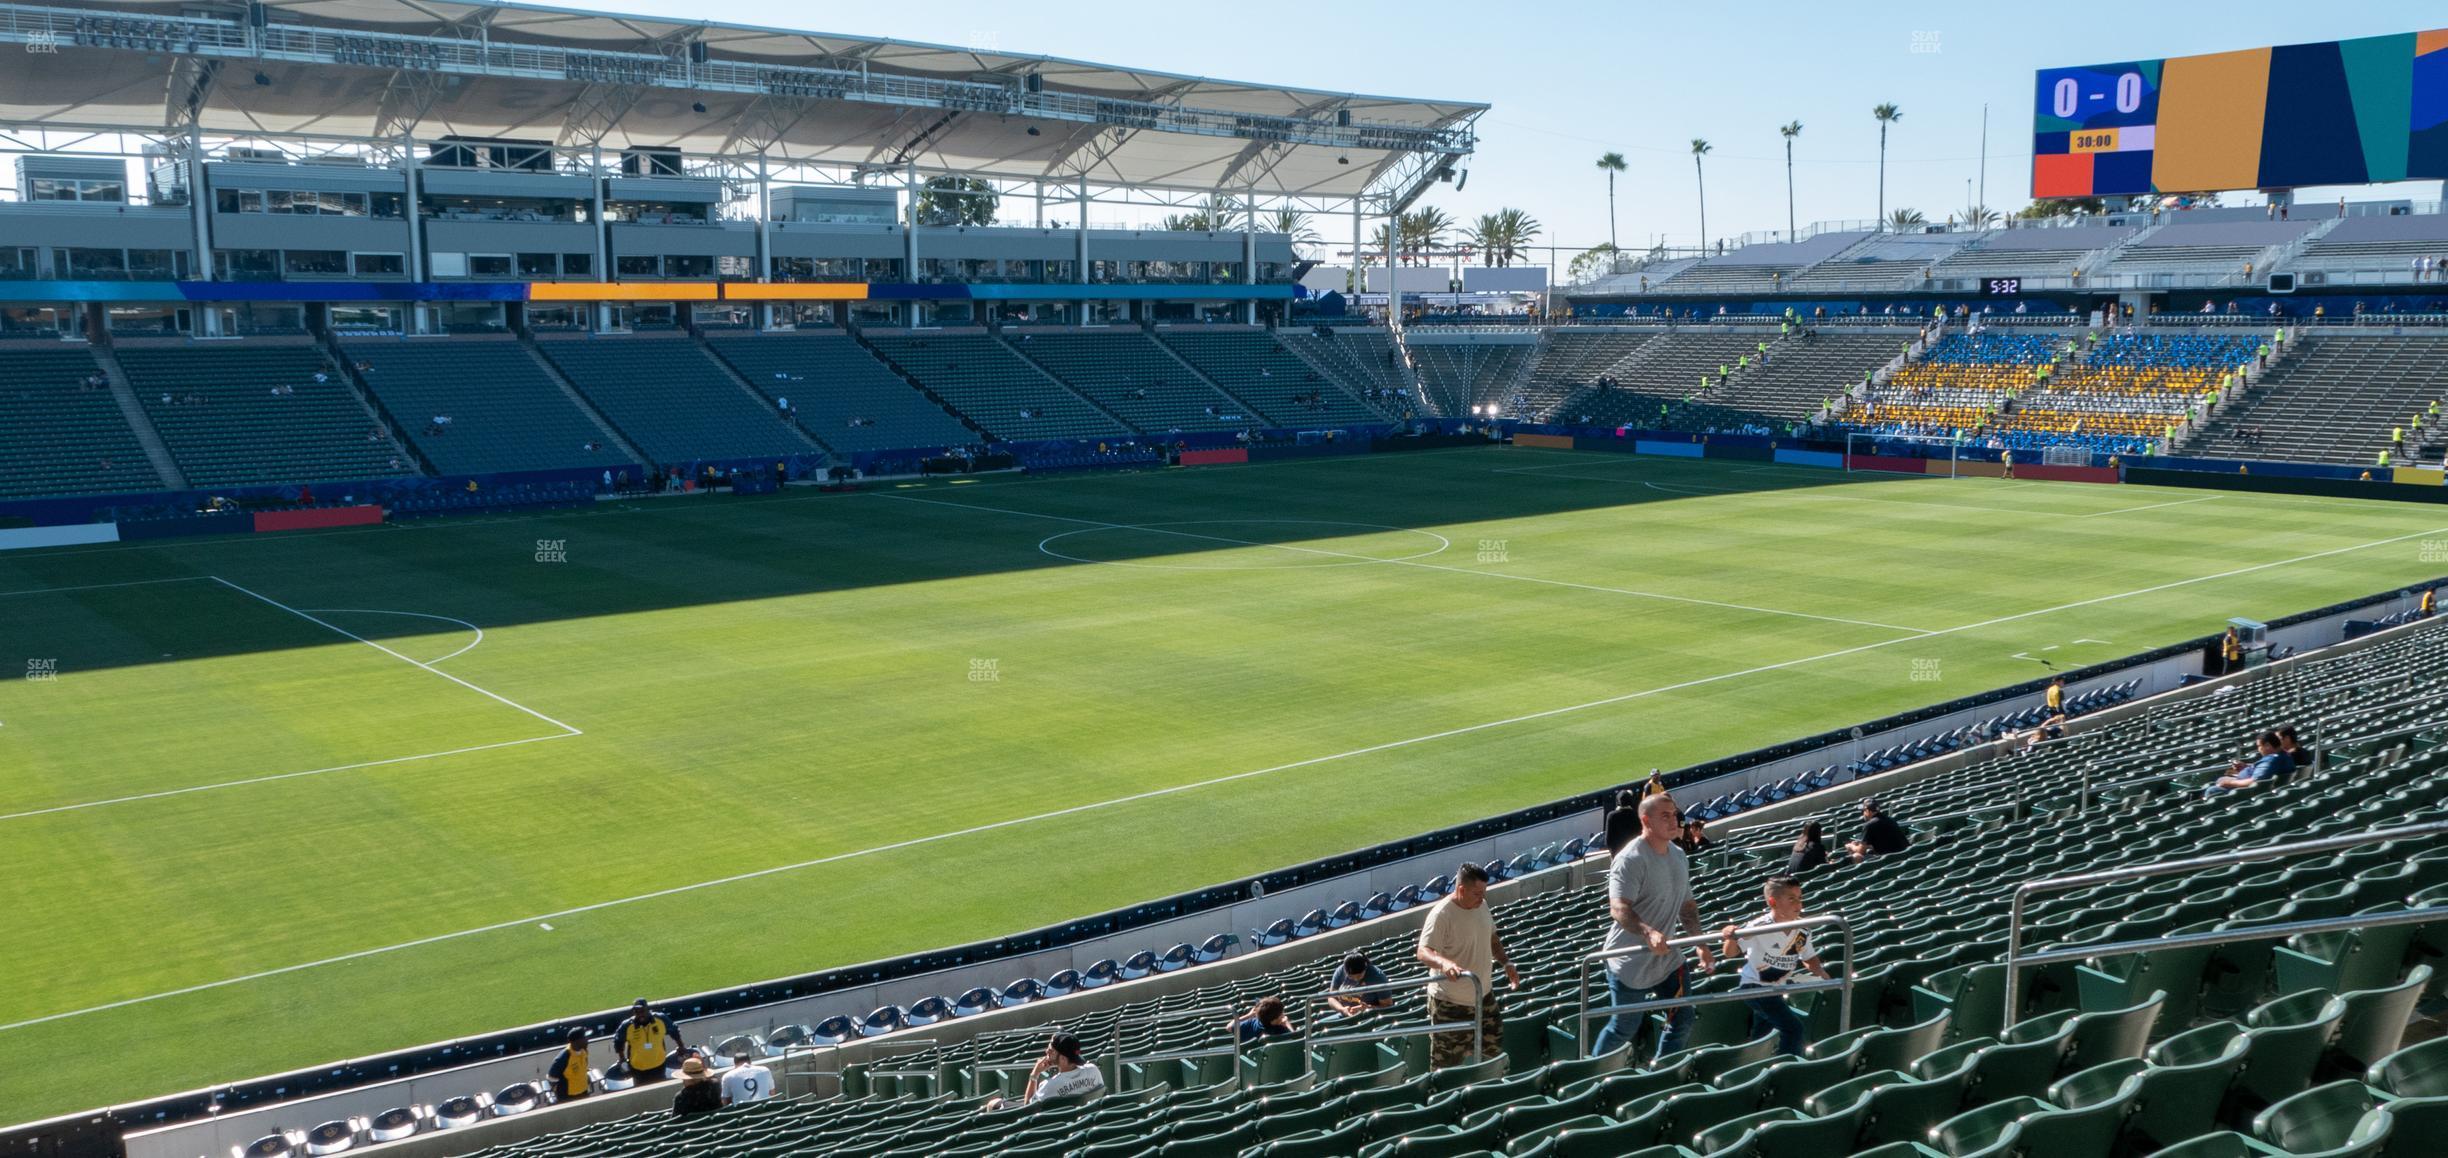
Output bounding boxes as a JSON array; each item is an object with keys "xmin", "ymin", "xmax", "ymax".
[
  {"xmin": 9, "ymin": 518, "xmax": 2445, "ymax": 1031},
  {"xmin": 302, "ymin": 608, "xmax": 486, "ymax": 664},
  {"xmin": 211, "ymin": 577, "xmax": 579, "ymax": 736},
  {"xmin": 0, "ymin": 591, "xmax": 553, "ymax": 823},
  {"xmin": 0, "ymin": 576, "xmax": 213, "ymax": 598},
  {"xmin": 2076, "ymin": 495, "xmax": 2224, "ymax": 518},
  {"xmin": 888, "ymin": 492, "xmax": 1933, "ymax": 634},
  {"xmin": 0, "ymin": 734, "xmax": 578, "ymax": 825}
]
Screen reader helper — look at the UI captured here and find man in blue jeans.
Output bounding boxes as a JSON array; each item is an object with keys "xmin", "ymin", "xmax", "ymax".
[
  {"xmin": 1592, "ymin": 794, "xmax": 1715, "ymax": 1061},
  {"xmin": 1719, "ymin": 875, "xmax": 1833, "ymax": 1055}
]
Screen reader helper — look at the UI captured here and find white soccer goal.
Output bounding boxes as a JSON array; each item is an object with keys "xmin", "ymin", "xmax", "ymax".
[{"xmin": 1845, "ymin": 432, "xmax": 1958, "ymax": 477}]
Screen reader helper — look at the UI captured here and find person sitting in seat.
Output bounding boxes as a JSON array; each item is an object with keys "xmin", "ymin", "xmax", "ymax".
[
  {"xmin": 980, "ymin": 1032, "xmax": 1103, "ymax": 1112},
  {"xmin": 671, "ymin": 1056, "xmax": 720, "ymax": 1118},
  {"xmin": 1232, "ymin": 995, "xmax": 1297, "ymax": 1044},
  {"xmin": 1787, "ymin": 820, "xmax": 1830, "ymax": 874},
  {"xmin": 2275, "ymin": 725, "xmax": 2313, "ymax": 776},
  {"xmin": 1325, "ymin": 954, "xmax": 1393, "ymax": 1018},
  {"xmin": 2206, "ymin": 731, "xmax": 2291, "ymax": 797},
  {"xmin": 1845, "ymin": 799, "xmax": 1908, "ymax": 861}
]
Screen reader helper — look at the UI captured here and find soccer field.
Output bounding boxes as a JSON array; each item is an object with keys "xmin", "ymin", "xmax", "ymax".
[{"xmin": 4, "ymin": 445, "xmax": 2443, "ymax": 1124}]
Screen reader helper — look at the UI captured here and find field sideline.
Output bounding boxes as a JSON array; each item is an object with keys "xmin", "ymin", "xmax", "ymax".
[{"xmin": 4, "ymin": 445, "xmax": 2444, "ymax": 1124}]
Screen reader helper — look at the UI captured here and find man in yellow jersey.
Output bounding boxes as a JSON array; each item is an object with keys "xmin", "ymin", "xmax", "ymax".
[
  {"xmin": 2219, "ymin": 627, "xmax": 2244, "ymax": 676},
  {"xmin": 2423, "ymin": 588, "xmax": 2437, "ymax": 619},
  {"xmin": 617, "ymin": 999, "xmax": 686, "ymax": 1084},
  {"xmin": 548, "ymin": 1029, "xmax": 594, "ymax": 1102},
  {"xmin": 2044, "ymin": 676, "xmax": 2064, "ymax": 717}
]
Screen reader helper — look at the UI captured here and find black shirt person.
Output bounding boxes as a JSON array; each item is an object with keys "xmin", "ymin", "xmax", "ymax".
[{"xmin": 1847, "ymin": 799, "xmax": 1909, "ymax": 861}]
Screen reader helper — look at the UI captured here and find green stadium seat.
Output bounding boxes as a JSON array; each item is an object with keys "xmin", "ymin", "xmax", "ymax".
[
  {"xmin": 2365, "ymin": 1038, "xmax": 2448, "ymax": 1099},
  {"xmin": 2239, "ymin": 990, "xmax": 2350, "ymax": 1109},
  {"xmin": 2330, "ymin": 967, "xmax": 2431, "ymax": 1076},
  {"xmin": 2252, "ymin": 1080, "xmax": 2392, "ymax": 1157}
]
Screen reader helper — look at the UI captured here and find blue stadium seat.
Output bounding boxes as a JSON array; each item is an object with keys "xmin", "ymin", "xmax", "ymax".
[
  {"xmin": 1327, "ymin": 902, "xmax": 1362, "ymax": 929},
  {"xmin": 1082, "ymin": 960, "xmax": 1121, "ymax": 988},
  {"xmin": 1361, "ymin": 892, "xmax": 1396, "ymax": 918},
  {"xmin": 1120, "ymin": 952, "xmax": 1158, "ymax": 981},
  {"xmin": 1158, "ymin": 943, "xmax": 1194, "ymax": 972},
  {"xmin": 812, "ymin": 1015, "xmax": 855, "ymax": 1044},
  {"xmin": 1000, "ymin": 979, "xmax": 1044, "ymax": 1006},
  {"xmin": 1044, "ymin": 970, "xmax": 1082, "ymax": 998},
  {"xmin": 907, "ymin": 996, "xmax": 952, "ymax": 1025},
  {"xmin": 1254, "ymin": 919, "xmax": 1297, "ymax": 948},
  {"xmin": 1390, "ymin": 885, "xmax": 1425, "ymax": 911},
  {"xmin": 857, "ymin": 1006, "xmax": 907, "ymax": 1037}
]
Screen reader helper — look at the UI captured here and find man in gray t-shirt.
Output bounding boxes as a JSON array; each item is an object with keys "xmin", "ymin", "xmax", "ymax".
[{"xmin": 1592, "ymin": 795, "xmax": 1715, "ymax": 1060}]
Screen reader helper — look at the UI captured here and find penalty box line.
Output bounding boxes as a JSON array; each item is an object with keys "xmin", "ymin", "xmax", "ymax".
[
  {"xmin": 209, "ymin": 576, "xmax": 581, "ymax": 738},
  {"xmin": 0, "ymin": 578, "xmax": 580, "ymax": 823},
  {"xmin": 8, "ymin": 519, "xmax": 2446, "ymax": 1031}
]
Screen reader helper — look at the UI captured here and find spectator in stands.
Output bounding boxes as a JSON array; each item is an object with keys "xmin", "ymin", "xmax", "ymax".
[
  {"xmin": 1592, "ymin": 794, "xmax": 1714, "ymax": 1061},
  {"xmin": 1676, "ymin": 817, "xmax": 1715, "ymax": 857},
  {"xmin": 547, "ymin": 1029, "xmax": 592, "ymax": 1102},
  {"xmin": 1325, "ymin": 953, "xmax": 1393, "ymax": 1017},
  {"xmin": 2276, "ymin": 725, "xmax": 2314, "ymax": 775},
  {"xmin": 2207, "ymin": 731, "xmax": 2292, "ymax": 797},
  {"xmin": 616, "ymin": 999, "xmax": 685, "ymax": 1084},
  {"xmin": 671, "ymin": 1057, "xmax": 720, "ymax": 1118},
  {"xmin": 981, "ymin": 1032, "xmax": 1104, "ymax": 1111},
  {"xmin": 1720, "ymin": 875, "xmax": 1833, "ymax": 1056},
  {"xmin": 1603, "ymin": 788, "xmax": 1644, "ymax": 855},
  {"xmin": 1788, "ymin": 820, "xmax": 1830, "ymax": 874},
  {"xmin": 1416, "ymin": 861, "xmax": 1518, "ymax": 1066},
  {"xmin": 720, "ymin": 1048, "xmax": 775, "ymax": 1106},
  {"xmin": 1232, "ymin": 995, "xmax": 1297, "ymax": 1044},
  {"xmin": 1846, "ymin": 799, "xmax": 1909, "ymax": 861}
]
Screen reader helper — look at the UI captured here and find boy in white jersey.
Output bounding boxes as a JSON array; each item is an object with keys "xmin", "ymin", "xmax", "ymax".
[
  {"xmin": 719, "ymin": 1049, "xmax": 775, "ymax": 1106},
  {"xmin": 1718, "ymin": 875, "xmax": 1832, "ymax": 1056}
]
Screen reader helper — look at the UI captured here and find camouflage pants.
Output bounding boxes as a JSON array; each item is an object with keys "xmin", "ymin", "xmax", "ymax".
[{"xmin": 1428, "ymin": 993, "xmax": 1503, "ymax": 1067}]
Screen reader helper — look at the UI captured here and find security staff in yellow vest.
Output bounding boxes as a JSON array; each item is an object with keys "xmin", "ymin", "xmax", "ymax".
[
  {"xmin": 2220, "ymin": 627, "xmax": 2244, "ymax": 676},
  {"xmin": 2423, "ymin": 588, "xmax": 2437, "ymax": 618},
  {"xmin": 548, "ymin": 1028, "xmax": 594, "ymax": 1101},
  {"xmin": 617, "ymin": 999, "xmax": 686, "ymax": 1083}
]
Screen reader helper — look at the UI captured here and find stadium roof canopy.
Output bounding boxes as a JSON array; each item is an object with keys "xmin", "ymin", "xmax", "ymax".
[{"xmin": 0, "ymin": 0, "xmax": 1485, "ymax": 204}]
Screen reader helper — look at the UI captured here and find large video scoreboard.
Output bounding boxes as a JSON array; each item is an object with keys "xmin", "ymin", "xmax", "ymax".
[{"xmin": 2034, "ymin": 29, "xmax": 2448, "ymax": 198}]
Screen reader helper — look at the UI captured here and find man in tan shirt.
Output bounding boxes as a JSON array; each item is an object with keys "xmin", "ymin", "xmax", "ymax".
[{"xmin": 1416, "ymin": 862, "xmax": 1520, "ymax": 1066}]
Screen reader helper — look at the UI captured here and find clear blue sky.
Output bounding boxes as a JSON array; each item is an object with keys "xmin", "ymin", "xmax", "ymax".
[{"xmin": 587, "ymin": 1, "xmax": 2444, "ymax": 253}]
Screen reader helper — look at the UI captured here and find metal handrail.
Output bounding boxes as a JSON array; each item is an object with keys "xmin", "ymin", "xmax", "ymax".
[
  {"xmin": 1574, "ymin": 914, "xmax": 1852, "ymax": 1057},
  {"xmin": 1722, "ymin": 798, "xmax": 2019, "ymax": 847},
  {"xmin": 2003, "ymin": 820, "xmax": 2448, "ymax": 1021},
  {"xmin": 1299, "ymin": 971, "xmax": 1491, "ymax": 1077},
  {"xmin": 1292, "ymin": 969, "xmax": 1478, "ymax": 1077}
]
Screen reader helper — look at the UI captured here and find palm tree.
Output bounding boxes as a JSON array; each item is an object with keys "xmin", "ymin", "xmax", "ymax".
[
  {"xmin": 1596, "ymin": 152, "xmax": 1627, "ymax": 250},
  {"xmin": 1888, "ymin": 207, "xmax": 1926, "ymax": 230},
  {"xmin": 1464, "ymin": 208, "xmax": 1543, "ymax": 267},
  {"xmin": 1873, "ymin": 103, "xmax": 1903, "ymax": 229},
  {"xmin": 1398, "ymin": 206, "xmax": 1452, "ymax": 264},
  {"xmin": 1957, "ymin": 204, "xmax": 1999, "ymax": 229},
  {"xmin": 1268, "ymin": 208, "xmax": 1320, "ymax": 256},
  {"xmin": 1779, "ymin": 121, "xmax": 1803, "ymax": 239},
  {"xmin": 1689, "ymin": 139, "xmax": 1712, "ymax": 253}
]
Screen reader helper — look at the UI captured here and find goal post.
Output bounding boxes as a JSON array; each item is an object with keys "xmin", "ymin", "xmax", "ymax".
[{"xmin": 1845, "ymin": 431, "xmax": 1959, "ymax": 477}]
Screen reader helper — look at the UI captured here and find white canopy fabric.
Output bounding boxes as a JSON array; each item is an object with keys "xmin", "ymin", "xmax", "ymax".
[{"xmin": 1, "ymin": 0, "xmax": 1483, "ymax": 198}]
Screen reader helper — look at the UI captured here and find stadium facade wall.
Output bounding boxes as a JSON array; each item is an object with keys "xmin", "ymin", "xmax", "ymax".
[
  {"xmin": 1773, "ymin": 449, "xmax": 1846, "ymax": 469},
  {"xmin": 1633, "ymin": 439, "xmax": 1705, "ymax": 458}
]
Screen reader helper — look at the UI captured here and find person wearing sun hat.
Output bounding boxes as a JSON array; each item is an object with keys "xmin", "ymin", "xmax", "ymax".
[{"xmin": 672, "ymin": 1055, "xmax": 721, "ymax": 1118}]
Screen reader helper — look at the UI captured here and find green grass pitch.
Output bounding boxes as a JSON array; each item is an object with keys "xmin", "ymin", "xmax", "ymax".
[{"xmin": 3, "ymin": 445, "xmax": 2444, "ymax": 1124}]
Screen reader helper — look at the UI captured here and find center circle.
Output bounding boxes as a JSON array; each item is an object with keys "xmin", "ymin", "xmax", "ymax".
[{"xmin": 1038, "ymin": 520, "xmax": 1452, "ymax": 571}]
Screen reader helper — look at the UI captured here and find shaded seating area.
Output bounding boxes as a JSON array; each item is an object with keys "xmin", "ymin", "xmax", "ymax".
[
  {"xmin": 0, "ymin": 346, "xmax": 164, "ymax": 498},
  {"xmin": 119, "ymin": 344, "xmax": 407, "ymax": 486},
  {"xmin": 706, "ymin": 333, "xmax": 978, "ymax": 454},
  {"xmin": 538, "ymin": 339, "xmax": 814, "ymax": 465},
  {"xmin": 346, "ymin": 339, "xmax": 624, "ymax": 475}
]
